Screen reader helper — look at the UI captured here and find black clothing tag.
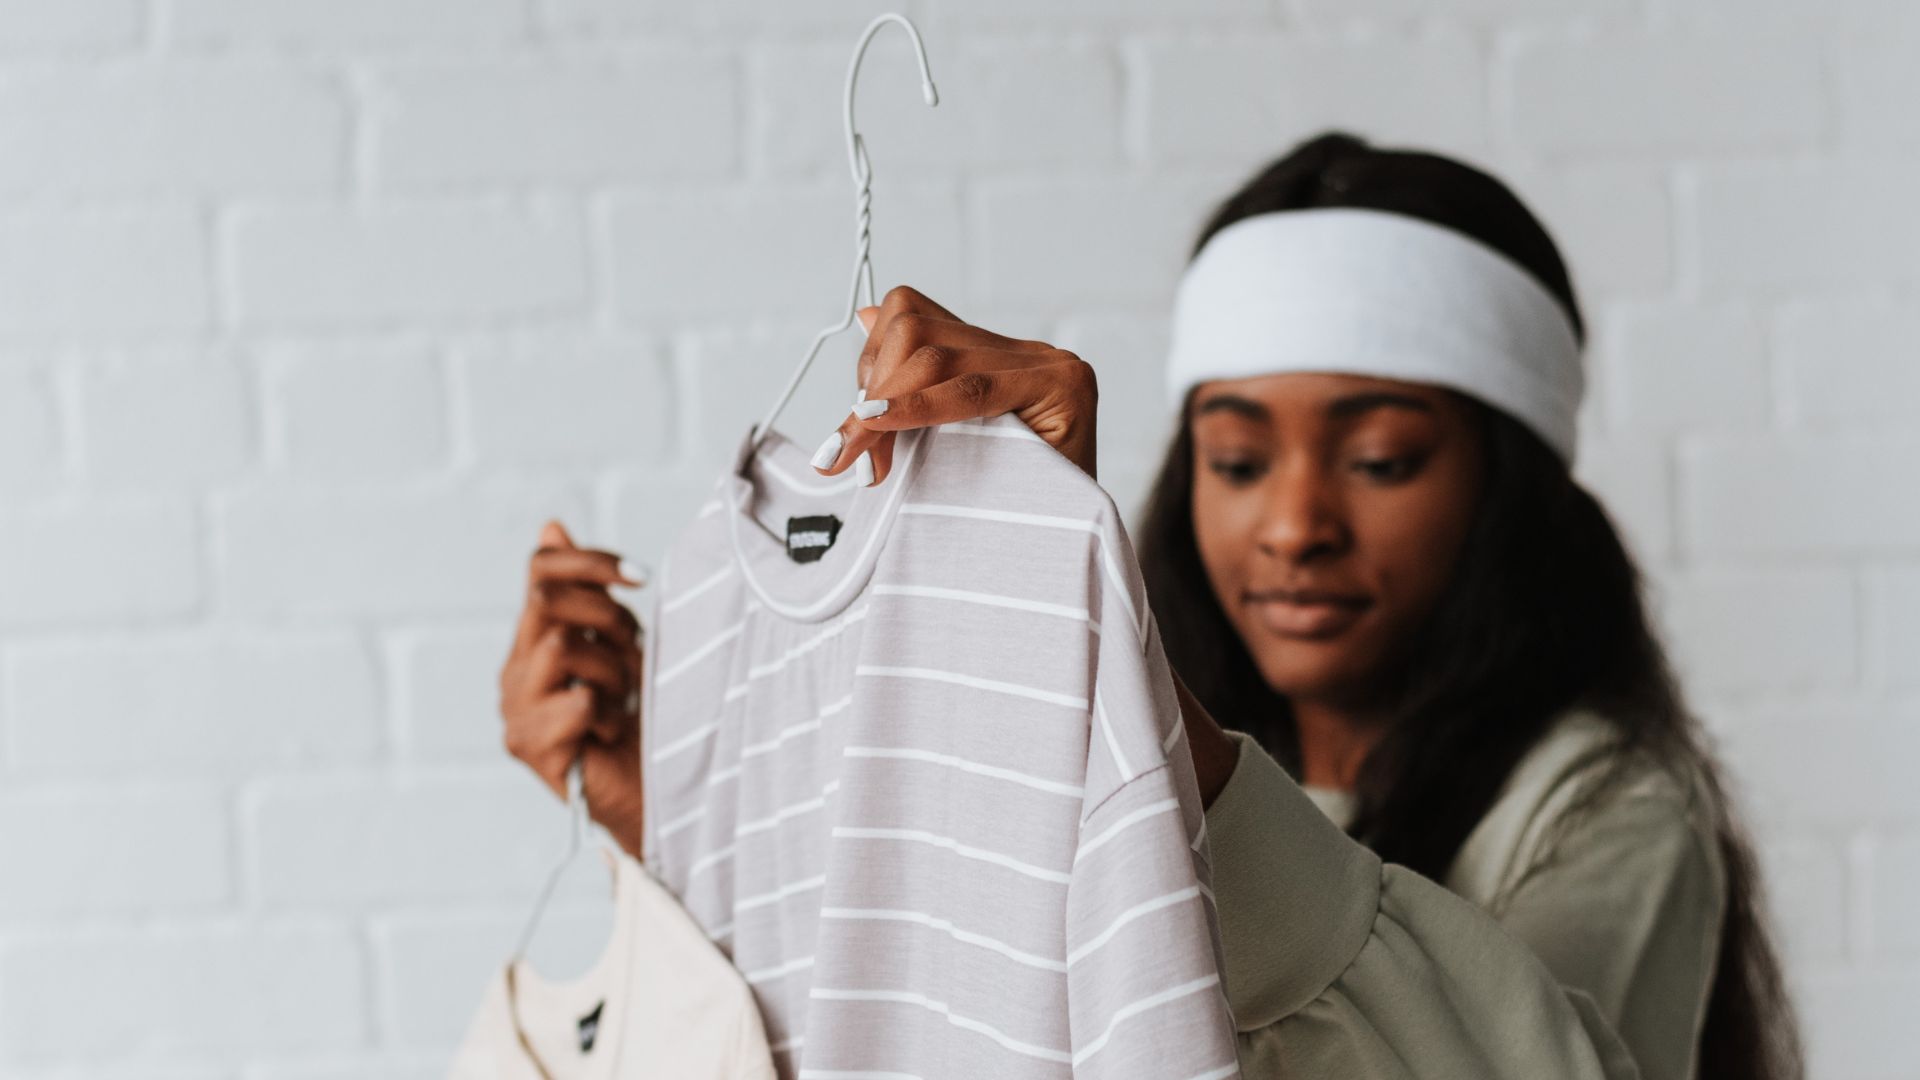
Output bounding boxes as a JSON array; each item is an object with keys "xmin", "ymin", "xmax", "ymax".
[
  {"xmin": 578, "ymin": 999, "xmax": 604, "ymax": 1053},
  {"xmin": 786, "ymin": 513, "xmax": 843, "ymax": 563}
]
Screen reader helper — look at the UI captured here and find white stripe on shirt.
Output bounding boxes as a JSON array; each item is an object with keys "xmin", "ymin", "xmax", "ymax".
[
  {"xmin": 896, "ymin": 502, "xmax": 1147, "ymax": 647},
  {"xmin": 820, "ymin": 907, "xmax": 1068, "ymax": 973},
  {"xmin": 808, "ymin": 988, "xmax": 1071, "ymax": 1065},
  {"xmin": 1094, "ymin": 688, "xmax": 1135, "ymax": 782},
  {"xmin": 1074, "ymin": 798, "xmax": 1180, "ymax": 865},
  {"xmin": 856, "ymin": 664, "xmax": 1087, "ymax": 711},
  {"xmin": 1069, "ymin": 974, "xmax": 1223, "ymax": 1067},
  {"xmin": 747, "ymin": 607, "xmax": 870, "ymax": 681},
  {"xmin": 656, "ymin": 618, "xmax": 746, "ymax": 686},
  {"xmin": 662, "ymin": 563, "xmax": 734, "ymax": 614},
  {"xmin": 832, "ymin": 826, "xmax": 1071, "ymax": 884},
  {"xmin": 1066, "ymin": 886, "xmax": 1202, "ymax": 967},
  {"xmin": 870, "ymin": 582, "xmax": 1098, "ymax": 632},
  {"xmin": 844, "ymin": 746, "xmax": 1084, "ymax": 798}
]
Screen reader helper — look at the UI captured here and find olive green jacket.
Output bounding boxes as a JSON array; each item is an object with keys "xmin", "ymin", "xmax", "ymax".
[{"xmin": 1207, "ymin": 711, "xmax": 1725, "ymax": 1080}]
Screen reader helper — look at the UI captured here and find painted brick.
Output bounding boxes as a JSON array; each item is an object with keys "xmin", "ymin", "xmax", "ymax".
[
  {"xmin": 167, "ymin": 0, "xmax": 527, "ymax": 49},
  {"xmin": 977, "ymin": 177, "xmax": 1219, "ymax": 311},
  {"xmin": 1775, "ymin": 300, "xmax": 1920, "ymax": 426},
  {"xmin": 606, "ymin": 184, "xmax": 967, "ymax": 323},
  {"xmin": 459, "ymin": 338, "xmax": 673, "ymax": 468},
  {"xmin": 265, "ymin": 342, "xmax": 450, "ymax": 479},
  {"xmin": 1691, "ymin": 165, "xmax": 1920, "ymax": 293},
  {"xmin": 217, "ymin": 483, "xmax": 589, "ymax": 619},
  {"xmin": 0, "ymin": 0, "xmax": 142, "ymax": 52},
  {"xmin": 229, "ymin": 204, "xmax": 590, "ymax": 329},
  {"xmin": 1572, "ymin": 437, "xmax": 1674, "ymax": 564},
  {"xmin": 1138, "ymin": 35, "xmax": 1490, "ymax": 165},
  {"xmin": 0, "ymin": 500, "xmax": 199, "ymax": 629},
  {"xmin": 369, "ymin": 55, "xmax": 735, "ymax": 189},
  {"xmin": 1657, "ymin": 568, "xmax": 1855, "ymax": 693},
  {"xmin": 1602, "ymin": 304, "xmax": 1770, "ymax": 433},
  {"xmin": 77, "ymin": 351, "xmax": 254, "ymax": 488},
  {"xmin": 1865, "ymin": 564, "xmax": 1920, "ymax": 691},
  {"xmin": 1873, "ymin": 831, "xmax": 1920, "ymax": 957},
  {"xmin": 755, "ymin": 39, "xmax": 1121, "ymax": 175},
  {"xmin": 0, "ymin": 785, "xmax": 230, "ymax": 918},
  {"xmin": 1833, "ymin": 12, "xmax": 1920, "ymax": 148},
  {"xmin": 0, "ymin": 924, "xmax": 365, "ymax": 1060},
  {"xmin": 1509, "ymin": 164, "xmax": 1673, "ymax": 297},
  {"xmin": 0, "ymin": 65, "xmax": 345, "ymax": 198},
  {"xmin": 248, "ymin": 770, "xmax": 563, "ymax": 907},
  {"xmin": 1052, "ymin": 311, "xmax": 1179, "ymax": 501},
  {"xmin": 1506, "ymin": 34, "xmax": 1823, "ymax": 153},
  {"xmin": 0, "ymin": 363, "xmax": 62, "ymax": 495},
  {"xmin": 0, "ymin": 212, "xmax": 210, "ymax": 340},
  {"xmin": 391, "ymin": 625, "xmax": 514, "ymax": 761},
  {"xmin": 1794, "ymin": 969, "xmax": 1920, "ymax": 1078},
  {"xmin": 1681, "ymin": 433, "xmax": 1920, "ymax": 555},
  {"xmin": 6, "ymin": 632, "xmax": 381, "ymax": 776},
  {"xmin": 1713, "ymin": 702, "xmax": 1919, "ymax": 829}
]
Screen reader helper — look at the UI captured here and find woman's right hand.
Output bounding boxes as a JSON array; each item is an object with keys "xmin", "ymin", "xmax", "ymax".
[
  {"xmin": 819, "ymin": 287, "xmax": 1245, "ymax": 805},
  {"xmin": 812, "ymin": 285, "xmax": 1100, "ymax": 486},
  {"xmin": 499, "ymin": 520, "xmax": 649, "ymax": 859}
]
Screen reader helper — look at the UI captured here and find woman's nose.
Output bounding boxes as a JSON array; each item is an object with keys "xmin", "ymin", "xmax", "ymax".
[{"xmin": 1255, "ymin": 467, "xmax": 1349, "ymax": 564}]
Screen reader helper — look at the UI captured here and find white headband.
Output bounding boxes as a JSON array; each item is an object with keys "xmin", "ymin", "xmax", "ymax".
[{"xmin": 1165, "ymin": 207, "xmax": 1584, "ymax": 462}]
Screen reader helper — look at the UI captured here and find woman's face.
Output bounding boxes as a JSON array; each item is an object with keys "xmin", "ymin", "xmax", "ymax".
[{"xmin": 1188, "ymin": 372, "xmax": 1486, "ymax": 709}]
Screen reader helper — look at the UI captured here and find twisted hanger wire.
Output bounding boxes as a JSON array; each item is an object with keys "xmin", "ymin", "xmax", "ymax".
[
  {"xmin": 853, "ymin": 135, "xmax": 876, "ymax": 311},
  {"xmin": 747, "ymin": 14, "xmax": 938, "ymax": 458}
]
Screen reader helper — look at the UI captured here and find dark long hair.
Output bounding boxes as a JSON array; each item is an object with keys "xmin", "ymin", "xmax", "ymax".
[{"xmin": 1138, "ymin": 132, "xmax": 1801, "ymax": 1080}]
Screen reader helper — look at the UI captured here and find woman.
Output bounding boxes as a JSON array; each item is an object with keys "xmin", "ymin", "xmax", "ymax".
[{"xmin": 499, "ymin": 132, "xmax": 1800, "ymax": 1078}]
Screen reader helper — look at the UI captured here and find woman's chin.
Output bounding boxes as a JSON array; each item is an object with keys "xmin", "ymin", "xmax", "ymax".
[{"xmin": 1255, "ymin": 652, "xmax": 1376, "ymax": 706}]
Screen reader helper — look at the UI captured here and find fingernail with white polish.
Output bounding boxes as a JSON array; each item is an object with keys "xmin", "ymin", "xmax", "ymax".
[
  {"xmin": 855, "ymin": 386, "xmax": 867, "ymax": 404},
  {"xmin": 855, "ymin": 450, "xmax": 876, "ymax": 487},
  {"xmin": 618, "ymin": 559, "xmax": 648, "ymax": 585},
  {"xmin": 852, "ymin": 397, "xmax": 889, "ymax": 420},
  {"xmin": 810, "ymin": 430, "xmax": 845, "ymax": 470}
]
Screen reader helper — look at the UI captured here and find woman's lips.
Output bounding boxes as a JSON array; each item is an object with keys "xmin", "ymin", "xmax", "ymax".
[{"xmin": 1244, "ymin": 588, "xmax": 1372, "ymax": 640}]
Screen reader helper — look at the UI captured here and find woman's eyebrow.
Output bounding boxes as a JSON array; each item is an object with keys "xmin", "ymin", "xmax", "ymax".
[
  {"xmin": 1193, "ymin": 395, "xmax": 1269, "ymax": 421},
  {"xmin": 1327, "ymin": 391, "xmax": 1436, "ymax": 419}
]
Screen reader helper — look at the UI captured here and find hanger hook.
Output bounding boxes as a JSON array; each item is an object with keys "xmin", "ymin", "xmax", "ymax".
[
  {"xmin": 746, "ymin": 13, "xmax": 939, "ymax": 457},
  {"xmin": 844, "ymin": 13, "xmax": 939, "ymax": 189}
]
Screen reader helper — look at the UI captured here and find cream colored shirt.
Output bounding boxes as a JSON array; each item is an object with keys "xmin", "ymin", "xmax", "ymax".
[
  {"xmin": 449, "ymin": 849, "xmax": 777, "ymax": 1080},
  {"xmin": 1207, "ymin": 710, "xmax": 1725, "ymax": 1080}
]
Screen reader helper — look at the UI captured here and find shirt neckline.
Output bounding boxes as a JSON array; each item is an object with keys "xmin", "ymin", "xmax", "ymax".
[
  {"xmin": 503, "ymin": 848, "xmax": 637, "ymax": 1079},
  {"xmin": 1299, "ymin": 783, "xmax": 1358, "ymax": 830},
  {"xmin": 724, "ymin": 421, "xmax": 927, "ymax": 623}
]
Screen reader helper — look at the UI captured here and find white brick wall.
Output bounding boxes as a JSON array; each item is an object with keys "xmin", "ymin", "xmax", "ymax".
[{"xmin": 0, "ymin": 2, "xmax": 1913, "ymax": 1076}]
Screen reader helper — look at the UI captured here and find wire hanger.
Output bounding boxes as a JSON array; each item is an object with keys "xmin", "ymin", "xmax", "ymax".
[
  {"xmin": 745, "ymin": 12, "xmax": 940, "ymax": 460},
  {"xmin": 510, "ymin": 758, "xmax": 613, "ymax": 966}
]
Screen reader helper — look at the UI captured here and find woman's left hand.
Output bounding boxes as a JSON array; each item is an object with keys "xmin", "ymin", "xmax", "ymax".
[{"xmin": 810, "ymin": 284, "xmax": 1100, "ymax": 485}]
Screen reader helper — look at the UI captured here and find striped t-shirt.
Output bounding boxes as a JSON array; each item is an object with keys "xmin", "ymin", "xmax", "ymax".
[{"xmin": 640, "ymin": 412, "xmax": 1241, "ymax": 1080}]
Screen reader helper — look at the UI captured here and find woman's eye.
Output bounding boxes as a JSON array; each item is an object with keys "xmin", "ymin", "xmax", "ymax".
[
  {"xmin": 1350, "ymin": 456, "xmax": 1420, "ymax": 483},
  {"xmin": 1207, "ymin": 458, "xmax": 1266, "ymax": 485}
]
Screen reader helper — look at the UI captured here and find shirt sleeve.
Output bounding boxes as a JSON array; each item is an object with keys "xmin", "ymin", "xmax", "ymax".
[
  {"xmin": 1206, "ymin": 731, "xmax": 1649, "ymax": 1080},
  {"xmin": 1063, "ymin": 506, "xmax": 1241, "ymax": 1078},
  {"xmin": 1066, "ymin": 763, "xmax": 1243, "ymax": 1078},
  {"xmin": 1486, "ymin": 770, "xmax": 1726, "ymax": 1080}
]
